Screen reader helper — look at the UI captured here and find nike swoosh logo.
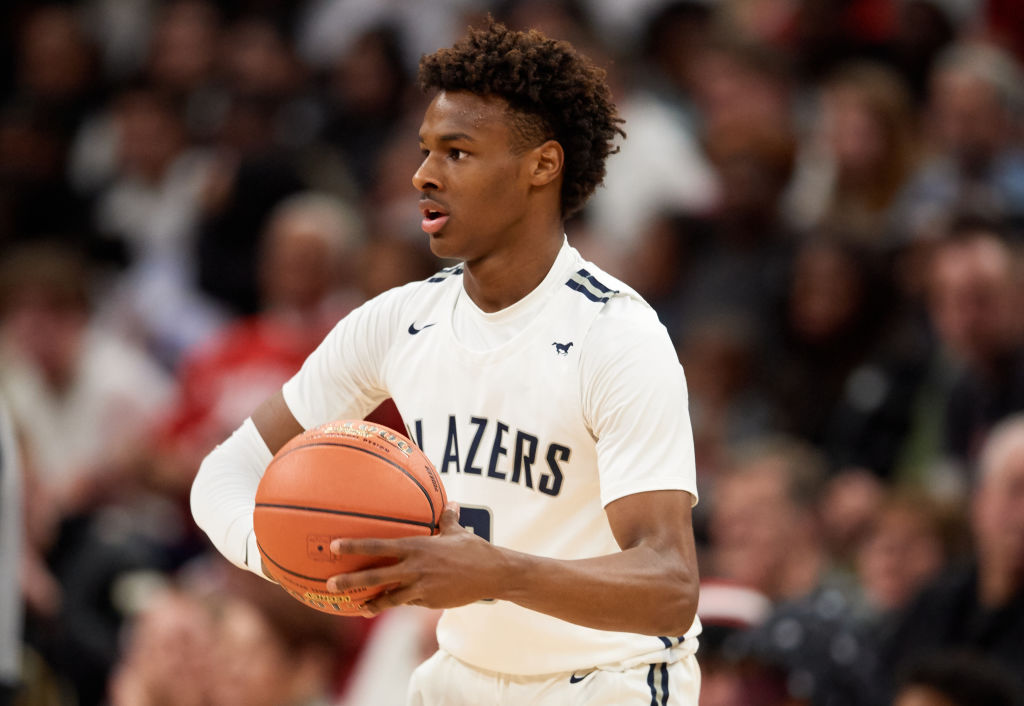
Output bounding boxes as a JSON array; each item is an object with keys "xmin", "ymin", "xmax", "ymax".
[
  {"xmin": 408, "ymin": 322, "xmax": 437, "ymax": 335},
  {"xmin": 569, "ymin": 670, "xmax": 595, "ymax": 684}
]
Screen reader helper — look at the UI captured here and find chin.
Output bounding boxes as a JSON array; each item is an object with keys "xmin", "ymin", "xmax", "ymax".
[{"xmin": 427, "ymin": 234, "xmax": 460, "ymax": 262}]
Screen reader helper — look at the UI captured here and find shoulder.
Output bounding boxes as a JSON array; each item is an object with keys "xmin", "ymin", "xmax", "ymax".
[
  {"xmin": 359, "ymin": 263, "xmax": 464, "ymax": 315},
  {"xmin": 572, "ymin": 265, "xmax": 665, "ymax": 348}
]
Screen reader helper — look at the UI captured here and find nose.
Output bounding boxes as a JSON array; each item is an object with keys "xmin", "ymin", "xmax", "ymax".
[{"xmin": 412, "ymin": 155, "xmax": 441, "ymax": 193}]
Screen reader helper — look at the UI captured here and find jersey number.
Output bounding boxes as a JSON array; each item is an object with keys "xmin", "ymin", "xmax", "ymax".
[{"xmin": 457, "ymin": 504, "xmax": 493, "ymax": 543}]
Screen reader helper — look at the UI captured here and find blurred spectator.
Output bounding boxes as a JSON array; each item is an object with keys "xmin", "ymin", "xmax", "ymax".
[
  {"xmin": 0, "ymin": 398, "xmax": 22, "ymax": 706},
  {"xmin": 767, "ymin": 240, "xmax": 920, "ymax": 477},
  {"xmin": 786, "ymin": 61, "xmax": 922, "ymax": 249},
  {"xmin": 206, "ymin": 570, "xmax": 351, "ymax": 706},
  {"xmin": 708, "ymin": 436, "xmax": 835, "ymax": 602},
  {"xmin": 92, "ymin": 85, "xmax": 226, "ymax": 366},
  {"xmin": 926, "ymin": 221, "xmax": 1024, "ymax": 477},
  {"xmin": 193, "ymin": 74, "xmax": 308, "ymax": 316},
  {"xmin": 107, "ymin": 586, "xmax": 215, "ymax": 706},
  {"xmin": 155, "ymin": 192, "xmax": 366, "ymax": 495},
  {"xmin": 707, "ymin": 436, "xmax": 881, "ymax": 706},
  {"xmin": 650, "ymin": 120, "xmax": 796, "ymax": 342},
  {"xmin": 583, "ymin": 23, "xmax": 719, "ymax": 267},
  {"xmin": 0, "ymin": 102, "xmax": 94, "ymax": 252},
  {"xmin": 0, "ymin": 244, "xmax": 177, "ymax": 705},
  {"xmin": 877, "ymin": 413, "xmax": 1024, "ymax": 699},
  {"xmin": 675, "ymin": 313, "xmax": 776, "ymax": 482},
  {"xmin": 854, "ymin": 490, "xmax": 965, "ymax": 621},
  {"xmin": 885, "ymin": 0, "xmax": 957, "ymax": 102},
  {"xmin": 899, "ymin": 41, "xmax": 1024, "ymax": 241},
  {"xmin": 109, "ymin": 560, "xmax": 364, "ymax": 706},
  {"xmin": 0, "ymin": 244, "xmax": 173, "ymax": 517},
  {"xmin": 892, "ymin": 651, "xmax": 1024, "ymax": 706},
  {"xmin": 320, "ymin": 25, "xmax": 414, "ymax": 192},
  {"xmin": 68, "ymin": 1, "xmax": 222, "ymax": 197},
  {"xmin": 12, "ymin": 5, "xmax": 100, "ymax": 136},
  {"xmin": 146, "ymin": 0, "xmax": 221, "ymax": 126},
  {"xmin": 295, "ymin": 0, "xmax": 480, "ymax": 73}
]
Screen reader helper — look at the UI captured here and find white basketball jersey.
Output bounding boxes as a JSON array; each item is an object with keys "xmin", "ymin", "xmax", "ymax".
[{"xmin": 283, "ymin": 241, "xmax": 699, "ymax": 675}]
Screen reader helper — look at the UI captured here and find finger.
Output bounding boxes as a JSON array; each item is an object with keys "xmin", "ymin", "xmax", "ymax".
[
  {"xmin": 364, "ymin": 586, "xmax": 419, "ymax": 613},
  {"xmin": 327, "ymin": 565, "xmax": 408, "ymax": 593},
  {"xmin": 331, "ymin": 537, "xmax": 407, "ymax": 557}
]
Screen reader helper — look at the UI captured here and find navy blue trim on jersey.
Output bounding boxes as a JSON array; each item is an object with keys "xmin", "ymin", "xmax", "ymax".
[
  {"xmin": 658, "ymin": 636, "xmax": 686, "ymax": 648},
  {"xmin": 427, "ymin": 265, "xmax": 464, "ymax": 283},
  {"xmin": 565, "ymin": 269, "xmax": 618, "ymax": 303},
  {"xmin": 646, "ymin": 663, "xmax": 669, "ymax": 706},
  {"xmin": 660, "ymin": 663, "xmax": 669, "ymax": 706},
  {"xmin": 578, "ymin": 269, "xmax": 613, "ymax": 293}
]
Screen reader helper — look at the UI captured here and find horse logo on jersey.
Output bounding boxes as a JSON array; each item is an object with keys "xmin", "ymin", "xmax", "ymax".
[{"xmin": 552, "ymin": 341, "xmax": 573, "ymax": 355}]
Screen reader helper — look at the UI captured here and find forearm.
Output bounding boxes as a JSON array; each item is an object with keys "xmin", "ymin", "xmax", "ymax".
[
  {"xmin": 493, "ymin": 540, "xmax": 698, "ymax": 636},
  {"xmin": 189, "ymin": 418, "xmax": 273, "ymax": 575}
]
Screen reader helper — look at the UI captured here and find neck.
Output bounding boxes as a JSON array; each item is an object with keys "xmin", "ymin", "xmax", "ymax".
[{"xmin": 463, "ymin": 220, "xmax": 564, "ymax": 313}]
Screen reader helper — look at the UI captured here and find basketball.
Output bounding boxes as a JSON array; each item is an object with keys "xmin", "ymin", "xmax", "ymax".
[{"xmin": 253, "ymin": 420, "xmax": 446, "ymax": 615}]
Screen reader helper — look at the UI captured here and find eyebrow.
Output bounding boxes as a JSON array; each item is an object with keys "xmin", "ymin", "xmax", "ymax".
[{"xmin": 419, "ymin": 132, "xmax": 476, "ymax": 143}]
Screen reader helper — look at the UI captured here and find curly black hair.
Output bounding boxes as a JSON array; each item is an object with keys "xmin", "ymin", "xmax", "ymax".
[{"xmin": 418, "ymin": 19, "xmax": 625, "ymax": 219}]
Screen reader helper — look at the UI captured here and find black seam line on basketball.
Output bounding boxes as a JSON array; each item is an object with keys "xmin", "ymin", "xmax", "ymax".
[
  {"xmin": 272, "ymin": 440, "xmax": 438, "ymax": 530},
  {"xmin": 255, "ymin": 502, "xmax": 436, "ymax": 529},
  {"xmin": 257, "ymin": 539, "xmax": 341, "ymax": 582}
]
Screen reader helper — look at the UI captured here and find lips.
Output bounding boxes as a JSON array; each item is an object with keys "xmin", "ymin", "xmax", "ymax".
[{"xmin": 419, "ymin": 199, "xmax": 450, "ymax": 235}]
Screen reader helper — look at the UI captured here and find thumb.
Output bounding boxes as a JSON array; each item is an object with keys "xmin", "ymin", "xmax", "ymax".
[{"xmin": 439, "ymin": 502, "xmax": 461, "ymax": 532}]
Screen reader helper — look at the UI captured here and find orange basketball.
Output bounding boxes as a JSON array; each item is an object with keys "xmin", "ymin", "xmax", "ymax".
[{"xmin": 253, "ymin": 420, "xmax": 446, "ymax": 615}]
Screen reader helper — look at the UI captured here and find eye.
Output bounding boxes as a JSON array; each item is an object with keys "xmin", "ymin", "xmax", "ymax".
[{"xmin": 449, "ymin": 148, "xmax": 467, "ymax": 161}]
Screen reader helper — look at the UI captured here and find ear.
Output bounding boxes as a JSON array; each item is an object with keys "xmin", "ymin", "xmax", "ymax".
[{"xmin": 528, "ymin": 139, "xmax": 563, "ymax": 187}]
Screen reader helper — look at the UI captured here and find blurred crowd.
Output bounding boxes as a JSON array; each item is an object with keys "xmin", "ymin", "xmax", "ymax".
[{"xmin": 0, "ymin": 0, "xmax": 1023, "ymax": 705}]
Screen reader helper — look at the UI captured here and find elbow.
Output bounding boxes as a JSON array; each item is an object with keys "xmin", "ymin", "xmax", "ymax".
[
  {"xmin": 189, "ymin": 453, "xmax": 211, "ymax": 534},
  {"xmin": 648, "ymin": 565, "xmax": 700, "ymax": 637}
]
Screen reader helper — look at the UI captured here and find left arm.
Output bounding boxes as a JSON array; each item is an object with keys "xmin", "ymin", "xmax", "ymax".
[{"xmin": 330, "ymin": 488, "xmax": 699, "ymax": 636}]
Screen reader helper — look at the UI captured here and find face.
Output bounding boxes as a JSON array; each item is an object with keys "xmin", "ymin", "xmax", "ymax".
[
  {"xmin": 824, "ymin": 85, "xmax": 887, "ymax": 176},
  {"xmin": 209, "ymin": 600, "xmax": 296, "ymax": 706},
  {"xmin": 929, "ymin": 68, "xmax": 1007, "ymax": 167},
  {"xmin": 789, "ymin": 245, "xmax": 863, "ymax": 342},
  {"xmin": 974, "ymin": 436, "xmax": 1024, "ymax": 578},
  {"xmin": 413, "ymin": 91, "xmax": 538, "ymax": 263},
  {"xmin": 893, "ymin": 686, "xmax": 958, "ymax": 706},
  {"xmin": 710, "ymin": 461, "xmax": 805, "ymax": 595},
  {"xmin": 928, "ymin": 236, "xmax": 1017, "ymax": 363},
  {"xmin": 857, "ymin": 504, "xmax": 945, "ymax": 612}
]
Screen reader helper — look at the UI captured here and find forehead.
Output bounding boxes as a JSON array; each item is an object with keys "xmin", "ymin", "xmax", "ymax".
[{"xmin": 419, "ymin": 90, "xmax": 514, "ymax": 141}]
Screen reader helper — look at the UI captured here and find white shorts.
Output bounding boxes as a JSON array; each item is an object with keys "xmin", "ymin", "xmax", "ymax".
[{"xmin": 406, "ymin": 648, "xmax": 700, "ymax": 706}]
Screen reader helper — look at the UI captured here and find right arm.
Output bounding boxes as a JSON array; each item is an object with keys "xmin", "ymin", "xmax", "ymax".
[
  {"xmin": 188, "ymin": 393, "xmax": 301, "ymax": 575},
  {"xmin": 190, "ymin": 285, "xmax": 407, "ymax": 576}
]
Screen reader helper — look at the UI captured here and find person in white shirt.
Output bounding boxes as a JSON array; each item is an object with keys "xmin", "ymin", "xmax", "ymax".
[{"xmin": 192, "ymin": 19, "xmax": 701, "ymax": 705}]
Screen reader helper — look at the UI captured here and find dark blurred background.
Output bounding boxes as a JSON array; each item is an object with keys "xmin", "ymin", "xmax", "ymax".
[{"xmin": 1, "ymin": 1, "xmax": 1023, "ymax": 705}]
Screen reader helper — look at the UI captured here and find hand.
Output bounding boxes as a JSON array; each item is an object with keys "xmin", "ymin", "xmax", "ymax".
[{"xmin": 327, "ymin": 503, "xmax": 506, "ymax": 616}]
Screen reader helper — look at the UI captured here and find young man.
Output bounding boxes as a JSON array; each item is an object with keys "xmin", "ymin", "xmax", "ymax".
[{"xmin": 192, "ymin": 21, "xmax": 701, "ymax": 705}]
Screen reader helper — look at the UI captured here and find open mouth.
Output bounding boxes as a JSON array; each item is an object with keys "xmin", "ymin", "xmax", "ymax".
[{"xmin": 420, "ymin": 201, "xmax": 450, "ymax": 234}]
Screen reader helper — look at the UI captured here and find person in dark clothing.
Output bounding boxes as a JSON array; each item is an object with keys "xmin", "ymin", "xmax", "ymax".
[
  {"xmin": 878, "ymin": 413, "xmax": 1024, "ymax": 700},
  {"xmin": 892, "ymin": 651, "xmax": 1024, "ymax": 706},
  {"xmin": 927, "ymin": 222, "xmax": 1024, "ymax": 477}
]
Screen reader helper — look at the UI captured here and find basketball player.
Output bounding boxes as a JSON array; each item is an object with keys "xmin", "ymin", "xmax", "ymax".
[{"xmin": 192, "ymin": 20, "xmax": 701, "ymax": 705}]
